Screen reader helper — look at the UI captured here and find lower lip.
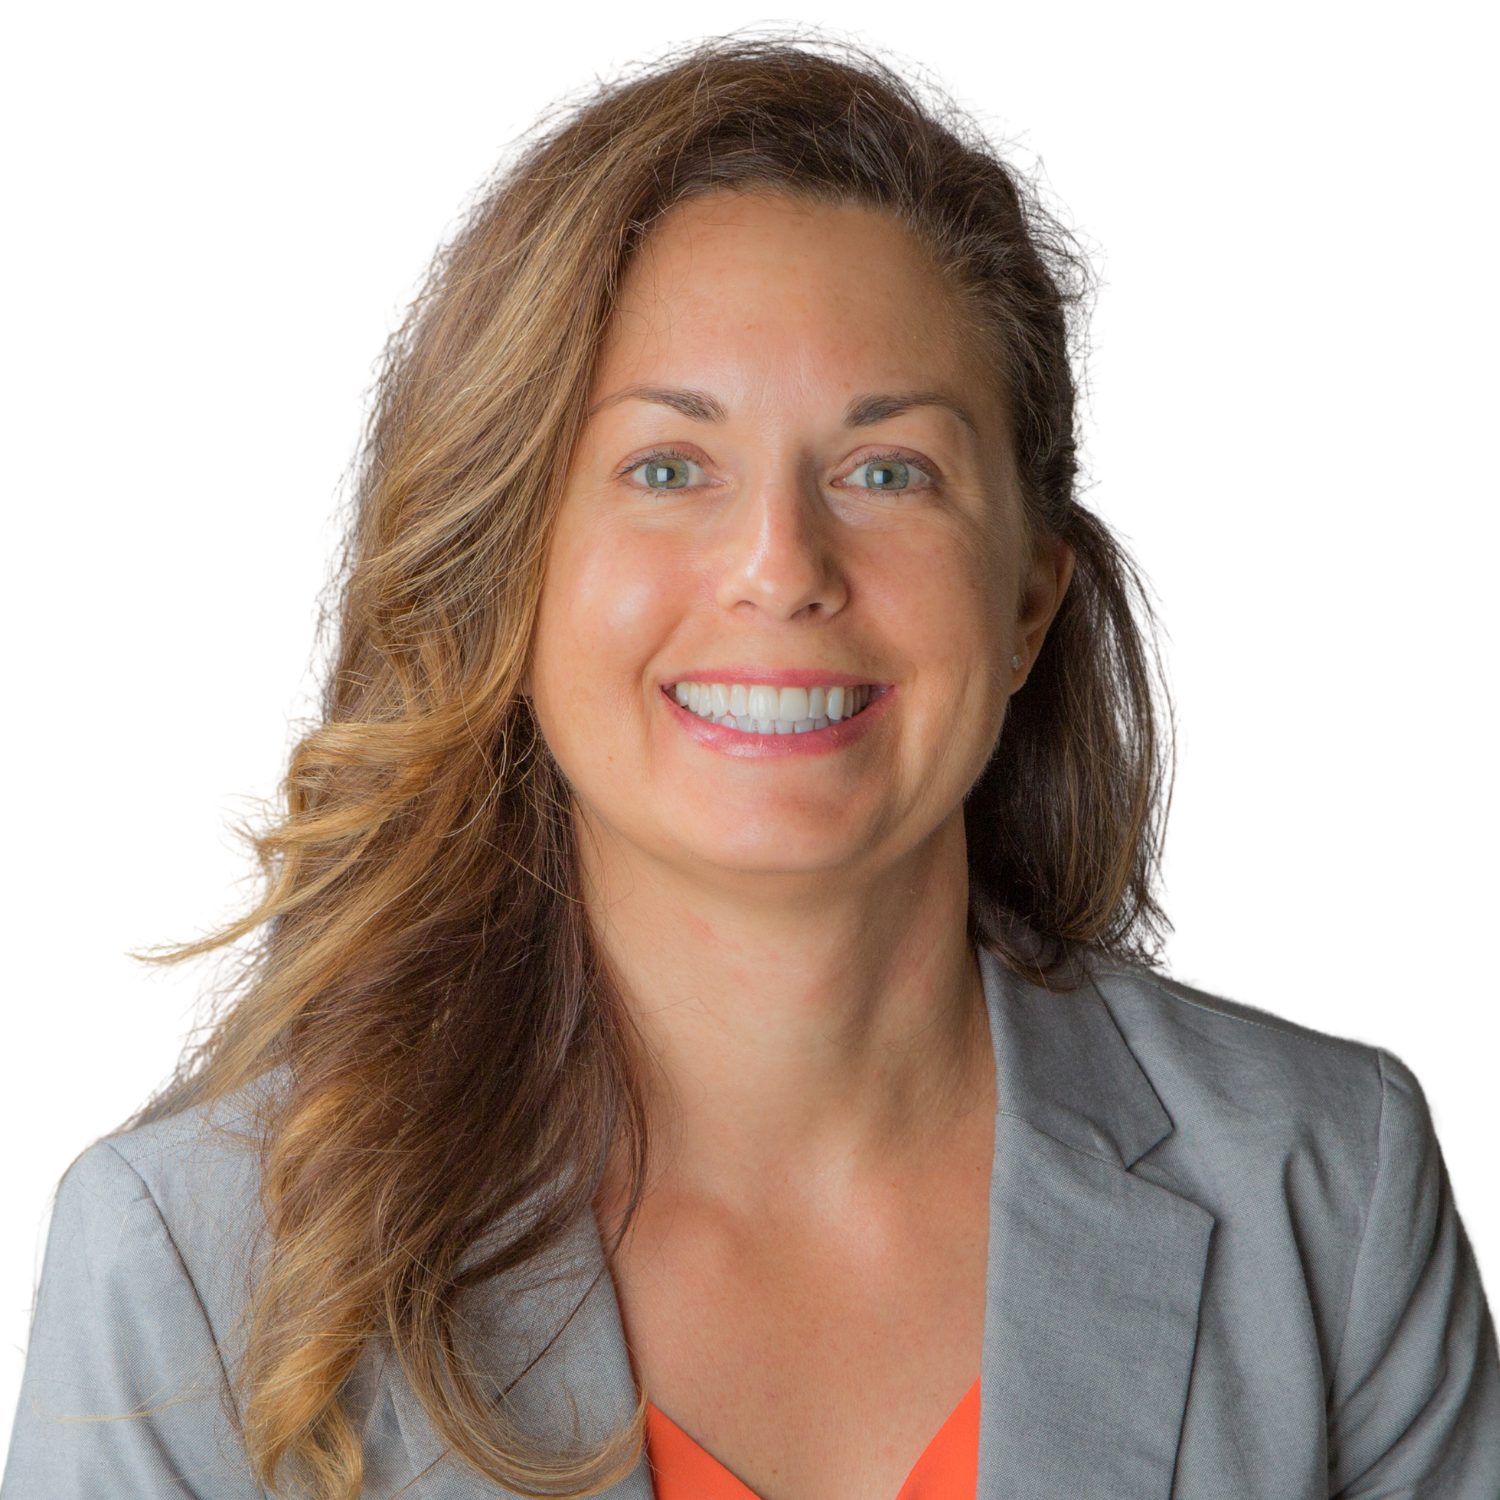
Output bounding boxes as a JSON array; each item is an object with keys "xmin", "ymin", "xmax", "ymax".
[{"xmin": 660, "ymin": 684, "xmax": 896, "ymax": 758}]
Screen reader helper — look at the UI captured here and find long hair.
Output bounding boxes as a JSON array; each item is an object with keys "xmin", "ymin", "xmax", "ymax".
[{"xmin": 107, "ymin": 27, "xmax": 1174, "ymax": 1499}]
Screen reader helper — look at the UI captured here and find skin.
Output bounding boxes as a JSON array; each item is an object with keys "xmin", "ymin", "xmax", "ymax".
[{"xmin": 524, "ymin": 187, "xmax": 1075, "ymax": 1240}]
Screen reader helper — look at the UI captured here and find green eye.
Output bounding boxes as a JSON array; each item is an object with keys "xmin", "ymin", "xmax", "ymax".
[
  {"xmin": 848, "ymin": 453, "xmax": 922, "ymax": 491},
  {"xmin": 617, "ymin": 448, "xmax": 703, "ymax": 491}
]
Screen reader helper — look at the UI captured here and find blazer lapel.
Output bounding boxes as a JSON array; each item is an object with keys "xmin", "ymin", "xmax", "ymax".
[
  {"xmin": 976, "ymin": 943, "xmax": 1215, "ymax": 1498},
  {"xmin": 381, "ymin": 939, "xmax": 1214, "ymax": 1500},
  {"xmin": 382, "ymin": 1196, "xmax": 655, "ymax": 1499}
]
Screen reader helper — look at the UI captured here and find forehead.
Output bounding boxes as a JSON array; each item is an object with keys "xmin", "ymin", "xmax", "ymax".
[{"xmin": 597, "ymin": 190, "xmax": 987, "ymax": 399}]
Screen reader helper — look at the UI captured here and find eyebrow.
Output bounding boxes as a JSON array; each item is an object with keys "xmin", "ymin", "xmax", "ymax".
[{"xmin": 586, "ymin": 384, "xmax": 981, "ymax": 438}]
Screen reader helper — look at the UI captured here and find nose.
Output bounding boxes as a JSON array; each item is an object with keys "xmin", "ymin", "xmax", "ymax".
[{"xmin": 711, "ymin": 460, "xmax": 851, "ymax": 622}]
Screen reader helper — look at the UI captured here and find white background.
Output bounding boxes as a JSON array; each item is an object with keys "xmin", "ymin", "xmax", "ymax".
[{"xmin": 4, "ymin": 0, "xmax": 1496, "ymax": 1458}]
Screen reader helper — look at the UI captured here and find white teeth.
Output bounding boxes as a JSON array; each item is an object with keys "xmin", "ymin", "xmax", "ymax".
[
  {"xmin": 748, "ymin": 684, "xmax": 789, "ymax": 721},
  {"xmin": 670, "ymin": 680, "xmax": 878, "ymax": 734}
]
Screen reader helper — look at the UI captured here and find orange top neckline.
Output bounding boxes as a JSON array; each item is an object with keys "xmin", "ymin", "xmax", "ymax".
[{"xmin": 643, "ymin": 1375, "xmax": 981, "ymax": 1500}]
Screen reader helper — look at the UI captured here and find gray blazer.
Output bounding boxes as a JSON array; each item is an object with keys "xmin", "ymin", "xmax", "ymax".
[{"xmin": 4, "ymin": 943, "xmax": 1499, "ymax": 1498}]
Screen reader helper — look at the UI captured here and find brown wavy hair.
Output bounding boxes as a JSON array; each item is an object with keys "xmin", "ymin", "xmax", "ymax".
[{"xmin": 107, "ymin": 25, "xmax": 1175, "ymax": 1500}]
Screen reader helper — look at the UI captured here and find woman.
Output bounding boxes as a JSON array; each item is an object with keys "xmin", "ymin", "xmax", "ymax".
[{"xmin": 4, "ymin": 31, "xmax": 1497, "ymax": 1500}]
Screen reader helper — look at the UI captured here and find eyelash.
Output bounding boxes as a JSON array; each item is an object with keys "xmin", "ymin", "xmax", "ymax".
[{"xmin": 613, "ymin": 446, "xmax": 938, "ymax": 495}]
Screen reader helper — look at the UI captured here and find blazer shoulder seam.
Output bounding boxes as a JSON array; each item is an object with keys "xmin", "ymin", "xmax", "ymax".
[
  {"xmin": 1325, "ymin": 1044, "xmax": 1388, "ymax": 1390},
  {"xmin": 1087, "ymin": 964, "xmax": 1376, "ymax": 1060},
  {"xmin": 96, "ymin": 1139, "xmax": 248, "ymax": 1428}
]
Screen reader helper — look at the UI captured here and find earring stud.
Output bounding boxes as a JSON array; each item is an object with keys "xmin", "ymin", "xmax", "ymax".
[{"xmin": 1010, "ymin": 653, "xmax": 1022, "ymax": 670}]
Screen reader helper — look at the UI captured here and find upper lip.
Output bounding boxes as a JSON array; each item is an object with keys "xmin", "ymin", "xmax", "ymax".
[{"xmin": 662, "ymin": 668, "xmax": 888, "ymax": 689}]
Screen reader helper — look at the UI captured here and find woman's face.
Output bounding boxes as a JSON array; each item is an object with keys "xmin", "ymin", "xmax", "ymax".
[{"xmin": 526, "ymin": 189, "xmax": 1072, "ymax": 893}]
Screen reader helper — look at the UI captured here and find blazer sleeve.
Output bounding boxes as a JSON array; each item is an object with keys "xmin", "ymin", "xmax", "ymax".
[
  {"xmin": 0, "ymin": 1141, "xmax": 264, "ymax": 1499},
  {"xmin": 1326, "ymin": 1045, "xmax": 1500, "ymax": 1497}
]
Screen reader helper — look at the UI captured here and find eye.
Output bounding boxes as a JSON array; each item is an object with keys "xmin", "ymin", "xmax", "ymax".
[
  {"xmin": 840, "ymin": 450, "xmax": 937, "ymax": 494},
  {"xmin": 615, "ymin": 447, "xmax": 707, "ymax": 492},
  {"xmin": 612, "ymin": 445, "xmax": 939, "ymax": 496}
]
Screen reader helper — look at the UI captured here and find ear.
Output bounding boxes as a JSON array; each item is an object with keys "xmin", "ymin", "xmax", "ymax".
[{"xmin": 1012, "ymin": 533, "xmax": 1076, "ymax": 685}]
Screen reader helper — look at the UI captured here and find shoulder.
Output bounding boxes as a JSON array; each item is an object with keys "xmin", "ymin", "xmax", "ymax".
[
  {"xmin": 1072, "ymin": 951, "xmax": 1438, "ymax": 1217},
  {"xmin": 1081, "ymin": 950, "xmax": 1405, "ymax": 1129},
  {"xmin": 50, "ymin": 1065, "xmax": 289, "ymax": 1349},
  {"xmin": 6, "ymin": 1080, "xmax": 288, "ymax": 1494},
  {"xmin": 1072, "ymin": 953, "xmax": 1421, "ymax": 1349},
  {"xmin": 1066, "ymin": 952, "xmax": 1469, "ymax": 1342},
  {"xmin": 1067, "ymin": 953, "xmax": 1500, "ymax": 1489},
  {"xmin": 94, "ymin": 1063, "xmax": 285, "ymax": 1203}
]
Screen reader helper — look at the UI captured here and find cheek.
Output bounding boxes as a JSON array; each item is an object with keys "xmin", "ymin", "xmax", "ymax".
[
  {"xmin": 537, "ymin": 530, "xmax": 684, "ymax": 702},
  {"xmin": 866, "ymin": 539, "xmax": 1014, "ymax": 780},
  {"xmin": 871, "ymin": 534, "xmax": 1007, "ymax": 666},
  {"xmin": 572, "ymin": 556, "xmax": 662, "ymax": 640}
]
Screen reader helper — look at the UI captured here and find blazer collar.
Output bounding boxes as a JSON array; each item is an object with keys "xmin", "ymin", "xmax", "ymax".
[{"xmin": 382, "ymin": 939, "xmax": 1215, "ymax": 1499}]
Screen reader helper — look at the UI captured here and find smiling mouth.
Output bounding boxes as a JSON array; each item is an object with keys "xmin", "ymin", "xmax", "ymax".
[{"xmin": 662, "ymin": 681, "xmax": 888, "ymax": 735}]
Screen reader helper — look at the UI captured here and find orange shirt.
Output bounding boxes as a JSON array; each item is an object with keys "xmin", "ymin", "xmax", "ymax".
[{"xmin": 643, "ymin": 1376, "xmax": 981, "ymax": 1500}]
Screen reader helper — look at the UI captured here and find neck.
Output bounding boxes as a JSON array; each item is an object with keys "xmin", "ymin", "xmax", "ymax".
[{"xmin": 580, "ymin": 809, "xmax": 994, "ymax": 1230}]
